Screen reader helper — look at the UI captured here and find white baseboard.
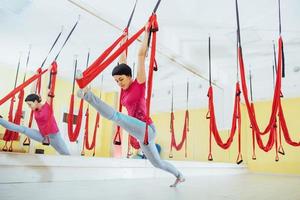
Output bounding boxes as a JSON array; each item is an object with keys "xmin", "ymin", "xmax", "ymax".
[{"xmin": 0, "ymin": 152, "xmax": 248, "ymax": 183}]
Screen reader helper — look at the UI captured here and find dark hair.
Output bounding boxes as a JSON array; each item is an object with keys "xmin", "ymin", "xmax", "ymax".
[
  {"xmin": 25, "ymin": 94, "xmax": 42, "ymax": 103},
  {"xmin": 112, "ymin": 63, "xmax": 132, "ymax": 77}
]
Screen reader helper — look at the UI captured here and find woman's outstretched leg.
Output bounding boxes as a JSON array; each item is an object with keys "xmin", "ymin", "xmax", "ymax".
[
  {"xmin": 77, "ymin": 89, "xmax": 155, "ymax": 143},
  {"xmin": 0, "ymin": 117, "xmax": 44, "ymax": 143},
  {"xmin": 0, "ymin": 117, "xmax": 70, "ymax": 155}
]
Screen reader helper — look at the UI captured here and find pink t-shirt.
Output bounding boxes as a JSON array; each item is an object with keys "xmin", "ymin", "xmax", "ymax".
[
  {"xmin": 121, "ymin": 79, "xmax": 153, "ymax": 124},
  {"xmin": 34, "ymin": 102, "xmax": 59, "ymax": 136}
]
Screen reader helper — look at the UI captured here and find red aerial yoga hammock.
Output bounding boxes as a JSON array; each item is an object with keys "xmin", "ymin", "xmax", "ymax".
[
  {"xmin": 44, "ymin": 18, "xmax": 80, "ymax": 145},
  {"xmin": 81, "ymin": 52, "xmax": 101, "ymax": 156},
  {"xmin": 235, "ymin": 0, "xmax": 279, "ymax": 155},
  {"xmin": 236, "ymin": 0, "xmax": 300, "ymax": 161},
  {"xmin": 236, "ymin": 2, "xmax": 281, "ymax": 138},
  {"xmin": 2, "ymin": 48, "xmax": 34, "ymax": 151},
  {"xmin": 271, "ymin": 42, "xmax": 285, "ymax": 156},
  {"xmin": 207, "ymin": 83, "xmax": 243, "ymax": 164},
  {"xmin": 1, "ymin": 56, "xmax": 23, "ymax": 152},
  {"xmin": 169, "ymin": 82, "xmax": 189, "ymax": 158},
  {"xmin": 81, "ymin": 106, "xmax": 100, "ymax": 156},
  {"xmin": 2, "ymin": 91, "xmax": 24, "ymax": 152},
  {"xmin": 67, "ymin": 58, "xmax": 84, "ymax": 142},
  {"xmin": 206, "ymin": 36, "xmax": 243, "ymax": 164},
  {"xmin": 275, "ymin": 0, "xmax": 300, "ymax": 149},
  {"xmin": 78, "ymin": 1, "xmax": 161, "ymax": 145}
]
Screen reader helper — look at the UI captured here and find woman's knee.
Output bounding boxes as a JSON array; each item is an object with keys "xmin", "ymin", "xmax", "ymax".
[
  {"xmin": 107, "ymin": 110, "xmax": 120, "ymax": 122},
  {"xmin": 150, "ymin": 159, "xmax": 165, "ymax": 169}
]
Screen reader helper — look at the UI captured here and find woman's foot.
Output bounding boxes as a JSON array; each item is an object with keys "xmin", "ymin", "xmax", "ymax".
[
  {"xmin": 170, "ymin": 173, "xmax": 185, "ymax": 187},
  {"xmin": 77, "ymin": 86, "xmax": 91, "ymax": 99},
  {"xmin": 75, "ymin": 69, "xmax": 91, "ymax": 99}
]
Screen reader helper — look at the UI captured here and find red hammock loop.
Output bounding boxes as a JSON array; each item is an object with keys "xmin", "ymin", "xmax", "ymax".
[
  {"xmin": 169, "ymin": 110, "xmax": 189, "ymax": 155},
  {"xmin": 67, "ymin": 95, "xmax": 84, "ymax": 142},
  {"xmin": 3, "ymin": 89, "xmax": 25, "ymax": 149},
  {"xmin": 207, "ymin": 83, "xmax": 243, "ymax": 162},
  {"xmin": 237, "ymin": 37, "xmax": 283, "ymax": 136},
  {"xmin": 82, "ymin": 107, "xmax": 99, "ymax": 155}
]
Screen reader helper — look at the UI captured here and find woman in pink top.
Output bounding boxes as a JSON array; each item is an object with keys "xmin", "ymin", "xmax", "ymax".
[
  {"xmin": 0, "ymin": 86, "xmax": 70, "ymax": 155},
  {"xmin": 77, "ymin": 24, "xmax": 184, "ymax": 187}
]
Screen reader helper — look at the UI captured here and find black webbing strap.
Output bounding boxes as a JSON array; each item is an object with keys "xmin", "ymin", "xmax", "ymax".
[
  {"xmin": 40, "ymin": 28, "xmax": 63, "ymax": 68},
  {"xmin": 22, "ymin": 46, "xmax": 31, "ymax": 82},
  {"xmin": 72, "ymin": 57, "xmax": 78, "ymax": 94},
  {"xmin": 186, "ymin": 80, "xmax": 189, "ymax": 109},
  {"xmin": 272, "ymin": 42, "xmax": 277, "ymax": 87},
  {"xmin": 86, "ymin": 50, "xmax": 90, "ymax": 69},
  {"xmin": 14, "ymin": 54, "xmax": 21, "ymax": 89},
  {"xmin": 281, "ymin": 42, "xmax": 285, "ymax": 78},
  {"xmin": 208, "ymin": 36, "xmax": 212, "ymax": 86},
  {"xmin": 54, "ymin": 17, "xmax": 80, "ymax": 61},
  {"xmin": 273, "ymin": 42, "xmax": 278, "ymax": 73},
  {"xmin": 126, "ymin": 0, "xmax": 138, "ymax": 29},
  {"xmin": 249, "ymin": 70, "xmax": 253, "ymax": 102},
  {"xmin": 278, "ymin": 0, "xmax": 282, "ymax": 35},
  {"xmin": 171, "ymin": 83, "xmax": 174, "ymax": 113},
  {"xmin": 48, "ymin": 18, "xmax": 79, "ymax": 89},
  {"xmin": 235, "ymin": 0, "xmax": 242, "ymax": 47},
  {"xmin": 277, "ymin": 0, "xmax": 285, "ymax": 78},
  {"xmin": 236, "ymin": 30, "xmax": 239, "ymax": 82}
]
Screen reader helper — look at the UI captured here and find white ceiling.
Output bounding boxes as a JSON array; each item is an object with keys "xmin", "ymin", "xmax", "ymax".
[{"xmin": 0, "ymin": 0, "xmax": 299, "ymax": 126}]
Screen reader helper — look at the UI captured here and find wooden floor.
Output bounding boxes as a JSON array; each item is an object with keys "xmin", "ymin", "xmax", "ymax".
[{"xmin": 1, "ymin": 173, "xmax": 299, "ymax": 200}]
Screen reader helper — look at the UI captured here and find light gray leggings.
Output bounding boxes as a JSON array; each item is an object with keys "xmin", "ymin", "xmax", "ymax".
[
  {"xmin": 82, "ymin": 91, "xmax": 182, "ymax": 178},
  {"xmin": 0, "ymin": 118, "xmax": 70, "ymax": 155}
]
